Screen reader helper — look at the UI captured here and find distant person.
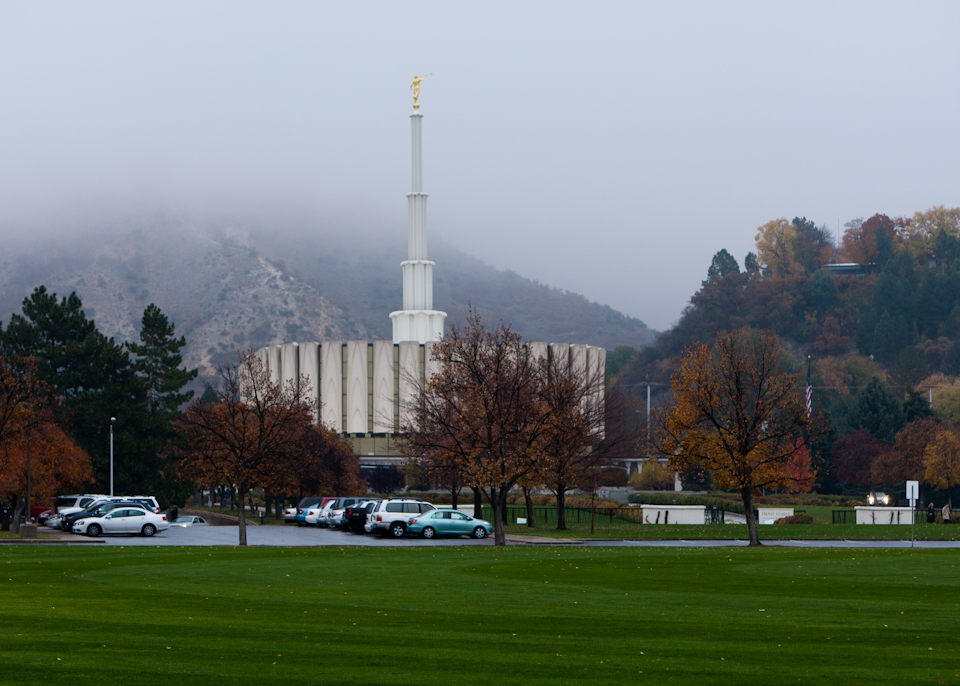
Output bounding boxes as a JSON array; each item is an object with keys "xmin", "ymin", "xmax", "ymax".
[
  {"xmin": 927, "ymin": 502, "xmax": 936, "ymax": 523},
  {"xmin": 943, "ymin": 503, "xmax": 951, "ymax": 525}
]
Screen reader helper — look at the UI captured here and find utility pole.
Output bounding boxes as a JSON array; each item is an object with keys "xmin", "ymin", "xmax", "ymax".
[{"xmin": 109, "ymin": 417, "xmax": 116, "ymax": 497}]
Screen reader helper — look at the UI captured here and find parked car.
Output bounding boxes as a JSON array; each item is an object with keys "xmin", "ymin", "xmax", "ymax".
[
  {"xmin": 368, "ymin": 498, "xmax": 437, "ymax": 538},
  {"xmin": 312, "ymin": 498, "xmax": 345, "ymax": 527},
  {"xmin": 73, "ymin": 508, "xmax": 170, "ymax": 537},
  {"xmin": 52, "ymin": 494, "xmax": 111, "ymax": 517},
  {"xmin": 170, "ymin": 515, "xmax": 208, "ymax": 528},
  {"xmin": 295, "ymin": 497, "xmax": 331, "ymax": 526},
  {"xmin": 325, "ymin": 498, "xmax": 365, "ymax": 529},
  {"xmin": 407, "ymin": 509, "xmax": 492, "ymax": 539},
  {"xmin": 867, "ymin": 492, "xmax": 891, "ymax": 506},
  {"xmin": 61, "ymin": 501, "xmax": 149, "ymax": 531},
  {"xmin": 124, "ymin": 496, "xmax": 161, "ymax": 513},
  {"xmin": 283, "ymin": 506, "xmax": 298, "ymax": 523},
  {"xmin": 344, "ymin": 500, "xmax": 381, "ymax": 533}
]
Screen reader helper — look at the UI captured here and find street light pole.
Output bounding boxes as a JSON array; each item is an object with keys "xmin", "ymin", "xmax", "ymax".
[{"xmin": 109, "ymin": 417, "xmax": 116, "ymax": 497}]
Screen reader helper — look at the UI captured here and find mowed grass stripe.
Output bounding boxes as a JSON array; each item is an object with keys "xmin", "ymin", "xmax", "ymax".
[{"xmin": 1, "ymin": 546, "xmax": 958, "ymax": 685}]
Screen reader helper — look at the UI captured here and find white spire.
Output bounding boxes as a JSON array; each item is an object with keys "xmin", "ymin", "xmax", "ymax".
[{"xmin": 390, "ymin": 111, "xmax": 446, "ymax": 343}]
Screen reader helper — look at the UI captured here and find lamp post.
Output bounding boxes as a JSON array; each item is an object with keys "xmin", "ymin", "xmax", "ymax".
[{"xmin": 109, "ymin": 417, "xmax": 116, "ymax": 497}]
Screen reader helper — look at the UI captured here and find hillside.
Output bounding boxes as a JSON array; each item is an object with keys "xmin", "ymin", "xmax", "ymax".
[{"xmin": 0, "ymin": 216, "xmax": 655, "ymax": 376}]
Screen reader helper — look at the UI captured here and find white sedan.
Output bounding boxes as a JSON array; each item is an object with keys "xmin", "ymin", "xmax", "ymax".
[
  {"xmin": 170, "ymin": 515, "xmax": 208, "ymax": 528},
  {"xmin": 73, "ymin": 508, "xmax": 170, "ymax": 537}
]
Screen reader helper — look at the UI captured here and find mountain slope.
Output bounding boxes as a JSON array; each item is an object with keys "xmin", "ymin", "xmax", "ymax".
[{"xmin": 0, "ymin": 217, "xmax": 655, "ymax": 375}]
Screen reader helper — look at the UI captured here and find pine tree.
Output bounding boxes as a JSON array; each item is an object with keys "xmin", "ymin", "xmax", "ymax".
[
  {"xmin": 848, "ymin": 377, "xmax": 905, "ymax": 444},
  {"xmin": 126, "ymin": 304, "xmax": 198, "ymax": 415},
  {"xmin": 704, "ymin": 249, "xmax": 740, "ymax": 285}
]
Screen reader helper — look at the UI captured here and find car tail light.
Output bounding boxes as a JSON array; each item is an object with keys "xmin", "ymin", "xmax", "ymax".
[
  {"xmin": 377, "ymin": 515, "xmax": 382, "ymax": 522},
  {"xmin": 298, "ymin": 509, "xmax": 303, "ymax": 515},
  {"xmin": 411, "ymin": 518, "xmax": 418, "ymax": 524},
  {"xmin": 161, "ymin": 515, "xmax": 167, "ymax": 521}
]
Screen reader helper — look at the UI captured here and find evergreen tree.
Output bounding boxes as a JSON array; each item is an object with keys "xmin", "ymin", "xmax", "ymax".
[
  {"xmin": 704, "ymin": 249, "xmax": 740, "ymax": 285},
  {"xmin": 3, "ymin": 287, "xmax": 190, "ymax": 504},
  {"xmin": 875, "ymin": 221, "xmax": 894, "ymax": 267},
  {"xmin": 889, "ymin": 346, "xmax": 929, "ymax": 389},
  {"xmin": 943, "ymin": 340, "xmax": 960, "ymax": 377},
  {"xmin": 902, "ymin": 390, "xmax": 935, "ymax": 423},
  {"xmin": 873, "ymin": 252, "xmax": 918, "ymax": 326},
  {"xmin": 871, "ymin": 312, "xmax": 910, "ymax": 365},
  {"xmin": 933, "ymin": 228, "xmax": 960, "ymax": 271},
  {"xmin": 744, "ymin": 252, "xmax": 760, "ymax": 272},
  {"xmin": 126, "ymin": 304, "xmax": 198, "ymax": 415},
  {"xmin": 847, "ymin": 377, "xmax": 905, "ymax": 444},
  {"xmin": 807, "ymin": 268, "xmax": 839, "ymax": 313}
]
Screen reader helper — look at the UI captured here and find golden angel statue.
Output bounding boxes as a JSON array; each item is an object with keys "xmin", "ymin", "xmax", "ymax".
[{"xmin": 410, "ymin": 73, "xmax": 432, "ymax": 109}]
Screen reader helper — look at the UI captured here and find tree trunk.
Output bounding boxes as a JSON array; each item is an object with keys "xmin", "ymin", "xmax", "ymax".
[
  {"xmin": 590, "ymin": 489, "xmax": 595, "ymax": 536},
  {"xmin": 556, "ymin": 488, "xmax": 567, "ymax": 530},
  {"xmin": 523, "ymin": 487, "xmax": 535, "ymax": 527},
  {"xmin": 10, "ymin": 499, "xmax": 24, "ymax": 535},
  {"xmin": 489, "ymin": 486, "xmax": 508, "ymax": 546},
  {"xmin": 451, "ymin": 486, "xmax": 459, "ymax": 511},
  {"xmin": 237, "ymin": 487, "xmax": 248, "ymax": 546},
  {"xmin": 473, "ymin": 486, "xmax": 483, "ymax": 520},
  {"xmin": 741, "ymin": 486, "xmax": 762, "ymax": 546}
]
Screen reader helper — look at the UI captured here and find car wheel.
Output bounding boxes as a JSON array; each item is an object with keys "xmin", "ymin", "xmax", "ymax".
[
  {"xmin": 421, "ymin": 526, "xmax": 436, "ymax": 539},
  {"xmin": 141, "ymin": 524, "xmax": 156, "ymax": 537},
  {"xmin": 87, "ymin": 524, "xmax": 102, "ymax": 537},
  {"xmin": 389, "ymin": 522, "xmax": 406, "ymax": 538},
  {"xmin": 472, "ymin": 526, "xmax": 487, "ymax": 539}
]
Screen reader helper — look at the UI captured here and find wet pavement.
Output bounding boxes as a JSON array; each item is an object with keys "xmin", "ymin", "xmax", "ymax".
[{"xmin": 11, "ymin": 526, "xmax": 960, "ymax": 548}]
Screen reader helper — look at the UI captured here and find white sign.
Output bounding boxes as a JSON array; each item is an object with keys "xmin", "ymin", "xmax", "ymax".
[{"xmin": 906, "ymin": 480, "xmax": 919, "ymax": 506}]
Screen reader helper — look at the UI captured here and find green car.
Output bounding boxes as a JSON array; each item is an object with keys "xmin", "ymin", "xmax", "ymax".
[{"xmin": 407, "ymin": 509, "xmax": 493, "ymax": 539}]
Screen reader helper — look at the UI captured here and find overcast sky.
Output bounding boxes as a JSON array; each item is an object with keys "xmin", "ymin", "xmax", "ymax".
[{"xmin": 2, "ymin": 2, "xmax": 959, "ymax": 331}]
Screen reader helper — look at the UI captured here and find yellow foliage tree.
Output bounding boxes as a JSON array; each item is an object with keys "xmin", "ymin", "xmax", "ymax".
[
  {"xmin": 923, "ymin": 429, "xmax": 960, "ymax": 491},
  {"xmin": 754, "ymin": 218, "xmax": 797, "ymax": 277}
]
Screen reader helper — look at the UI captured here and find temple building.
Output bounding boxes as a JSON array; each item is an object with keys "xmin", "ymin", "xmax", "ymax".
[{"xmin": 257, "ymin": 91, "xmax": 605, "ymax": 468}]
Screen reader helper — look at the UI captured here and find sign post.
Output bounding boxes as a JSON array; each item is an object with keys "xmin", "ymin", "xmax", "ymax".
[{"xmin": 906, "ymin": 480, "xmax": 919, "ymax": 548}]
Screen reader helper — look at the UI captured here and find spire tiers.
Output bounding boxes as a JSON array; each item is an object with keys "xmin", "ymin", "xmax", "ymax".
[{"xmin": 390, "ymin": 110, "xmax": 446, "ymax": 344}]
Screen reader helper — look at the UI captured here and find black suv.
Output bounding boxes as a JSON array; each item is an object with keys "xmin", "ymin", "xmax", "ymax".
[{"xmin": 344, "ymin": 500, "xmax": 381, "ymax": 533}]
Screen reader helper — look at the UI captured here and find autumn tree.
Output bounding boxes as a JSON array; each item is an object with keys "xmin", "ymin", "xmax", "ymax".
[
  {"xmin": 260, "ymin": 422, "xmax": 364, "ymax": 506},
  {"xmin": 832, "ymin": 430, "xmax": 888, "ymax": 486},
  {"xmin": 0, "ymin": 421, "xmax": 92, "ymax": 533},
  {"xmin": 872, "ymin": 418, "xmax": 940, "ymax": 484},
  {"xmin": 532, "ymin": 352, "xmax": 633, "ymax": 530},
  {"xmin": 401, "ymin": 311, "xmax": 552, "ymax": 546},
  {"xmin": 755, "ymin": 219, "xmax": 796, "ymax": 277},
  {"xmin": 923, "ymin": 428, "xmax": 960, "ymax": 494},
  {"xmin": 653, "ymin": 328, "xmax": 816, "ymax": 546},
  {"xmin": 178, "ymin": 350, "xmax": 315, "ymax": 545}
]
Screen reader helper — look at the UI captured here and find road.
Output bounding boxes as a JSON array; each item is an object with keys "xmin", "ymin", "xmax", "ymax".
[{"xmin": 20, "ymin": 525, "xmax": 960, "ymax": 548}]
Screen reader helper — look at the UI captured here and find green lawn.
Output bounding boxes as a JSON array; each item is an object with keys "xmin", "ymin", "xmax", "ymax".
[
  {"xmin": 1, "ymin": 546, "xmax": 959, "ymax": 685},
  {"xmin": 506, "ymin": 522, "xmax": 960, "ymax": 540}
]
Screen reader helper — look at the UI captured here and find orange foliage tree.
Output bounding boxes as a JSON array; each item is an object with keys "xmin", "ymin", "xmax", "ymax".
[
  {"xmin": 653, "ymin": 328, "xmax": 818, "ymax": 546},
  {"xmin": 923, "ymin": 428, "xmax": 960, "ymax": 493},
  {"xmin": 0, "ymin": 422, "xmax": 92, "ymax": 531},
  {"xmin": 0, "ymin": 352, "xmax": 92, "ymax": 531},
  {"xmin": 178, "ymin": 350, "xmax": 315, "ymax": 545}
]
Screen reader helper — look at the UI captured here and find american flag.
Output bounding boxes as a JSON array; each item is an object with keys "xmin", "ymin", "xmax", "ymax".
[{"xmin": 805, "ymin": 356, "xmax": 812, "ymax": 418}]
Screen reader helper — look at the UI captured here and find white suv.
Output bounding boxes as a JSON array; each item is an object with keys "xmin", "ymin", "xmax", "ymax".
[{"xmin": 368, "ymin": 499, "xmax": 436, "ymax": 538}]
